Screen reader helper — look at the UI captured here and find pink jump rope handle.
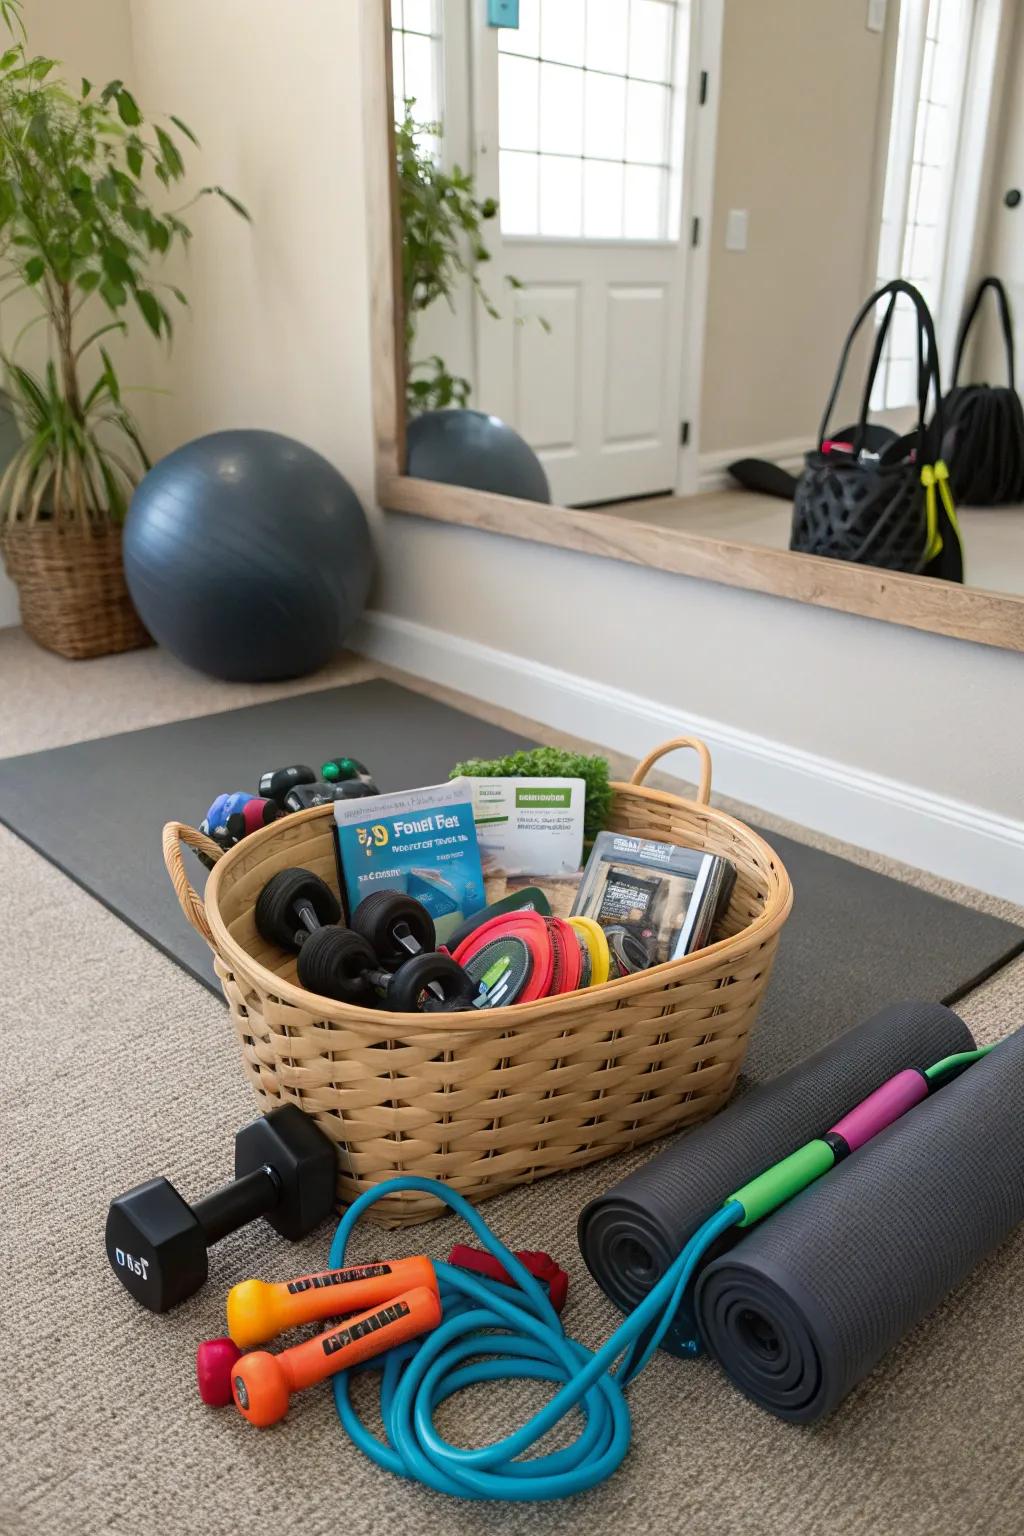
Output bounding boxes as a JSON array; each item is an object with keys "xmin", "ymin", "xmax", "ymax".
[{"xmin": 829, "ymin": 1068, "xmax": 929, "ymax": 1152}]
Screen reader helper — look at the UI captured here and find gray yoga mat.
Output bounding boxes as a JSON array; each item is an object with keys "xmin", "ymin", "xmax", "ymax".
[{"xmin": 0, "ymin": 680, "xmax": 1021, "ymax": 1056}]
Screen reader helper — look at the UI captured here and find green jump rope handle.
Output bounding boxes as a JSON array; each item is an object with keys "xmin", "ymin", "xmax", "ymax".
[{"xmin": 727, "ymin": 1139, "xmax": 835, "ymax": 1227}]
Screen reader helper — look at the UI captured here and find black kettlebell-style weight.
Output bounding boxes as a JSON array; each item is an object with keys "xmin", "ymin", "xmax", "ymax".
[
  {"xmin": 259, "ymin": 764, "xmax": 316, "ymax": 807},
  {"xmin": 105, "ymin": 1106, "xmax": 336, "ymax": 1313},
  {"xmin": 283, "ymin": 780, "xmax": 378, "ymax": 812}
]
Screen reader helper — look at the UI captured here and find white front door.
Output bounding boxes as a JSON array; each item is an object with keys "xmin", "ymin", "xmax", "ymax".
[{"xmin": 470, "ymin": 0, "xmax": 693, "ymax": 506}]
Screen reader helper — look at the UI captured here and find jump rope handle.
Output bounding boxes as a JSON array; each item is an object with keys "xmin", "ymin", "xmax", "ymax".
[
  {"xmin": 162, "ymin": 821, "xmax": 222, "ymax": 946},
  {"xmin": 226, "ymin": 1256, "xmax": 437, "ymax": 1347},
  {"xmin": 231, "ymin": 1284, "xmax": 442, "ymax": 1427},
  {"xmin": 627, "ymin": 737, "xmax": 712, "ymax": 805}
]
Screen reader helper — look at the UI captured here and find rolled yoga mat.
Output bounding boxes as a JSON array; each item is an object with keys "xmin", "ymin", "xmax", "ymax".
[
  {"xmin": 697, "ymin": 1022, "xmax": 1024, "ymax": 1421},
  {"xmin": 578, "ymin": 1000, "xmax": 975, "ymax": 1355}
]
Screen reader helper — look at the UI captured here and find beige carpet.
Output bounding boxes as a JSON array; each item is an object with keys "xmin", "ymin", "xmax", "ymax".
[{"xmin": 2, "ymin": 627, "xmax": 1022, "ymax": 1536}]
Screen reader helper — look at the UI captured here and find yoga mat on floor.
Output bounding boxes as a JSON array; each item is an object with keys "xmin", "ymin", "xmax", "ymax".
[
  {"xmin": 578, "ymin": 1001, "xmax": 975, "ymax": 1355},
  {"xmin": 696, "ymin": 1020, "xmax": 1024, "ymax": 1421},
  {"xmin": 0, "ymin": 678, "xmax": 1021, "ymax": 1049}
]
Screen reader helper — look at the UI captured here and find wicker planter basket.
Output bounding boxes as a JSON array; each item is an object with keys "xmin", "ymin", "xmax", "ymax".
[
  {"xmin": 0, "ymin": 521, "xmax": 151, "ymax": 660},
  {"xmin": 164, "ymin": 737, "xmax": 793, "ymax": 1226}
]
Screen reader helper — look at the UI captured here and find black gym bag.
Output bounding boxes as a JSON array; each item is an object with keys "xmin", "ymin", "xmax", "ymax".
[
  {"xmin": 791, "ymin": 279, "xmax": 963, "ymax": 583},
  {"xmin": 943, "ymin": 275, "xmax": 1024, "ymax": 505}
]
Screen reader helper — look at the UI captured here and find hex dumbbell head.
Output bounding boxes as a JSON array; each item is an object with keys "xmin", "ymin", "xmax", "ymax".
[
  {"xmin": 234, "ymin": 1105, "xmax": 337, "ymax": 1242},
  {"xmin": 105, "ymin": 1177, "xmax": 209, "ymax": 1314},
  {"xmin": 258, "ymin": 765, "xmax": 316, "ymax": 807}
]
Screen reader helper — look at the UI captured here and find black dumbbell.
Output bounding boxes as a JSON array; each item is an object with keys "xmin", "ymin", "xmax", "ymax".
[
  {"xmin": 256, "ymin": 870, "xmax": 477, "ymax": 1010},
  {"xmin": 259, "ymin": 765, "xmax": 316, "ymax": 807},
  {"xmin": 283, "ymin": 780, "xmax": 378, "ymax": 812},
  {"xmin": 105, "ymin": 1106, "xmax": 336, "ymax": 1313},
  {"xmin": 300, "ymin": 927, "xmax": 477, "ymax": 1012}
]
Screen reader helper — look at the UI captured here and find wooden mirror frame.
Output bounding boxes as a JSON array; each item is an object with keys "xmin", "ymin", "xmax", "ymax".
[{"xmin": 362, "ymin": 0, "xmax": 1024, "ymax": 654}]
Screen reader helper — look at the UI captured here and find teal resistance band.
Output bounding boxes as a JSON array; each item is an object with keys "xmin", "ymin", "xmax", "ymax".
[{"xmin": 326, "ymin": 1044, "xmax": 994, "ymax": 1501}]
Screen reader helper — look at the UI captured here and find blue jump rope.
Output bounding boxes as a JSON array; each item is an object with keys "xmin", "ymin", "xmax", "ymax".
[{"xmin": 325, "ymin": 1045, "xmax": 991, "ymax": 1502}]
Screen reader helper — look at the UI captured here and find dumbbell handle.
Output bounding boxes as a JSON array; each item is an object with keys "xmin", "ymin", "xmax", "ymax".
[
  {"xmin": 227, "ymin": 1255, "xmax": 436, "ymax": 1347},
  {"xmin": 194, "ymin": 1165, "xmax": 280, "ymax": 1246},
  {"xmin": 232, "ymin": 1284, "xmax": 442, "ymax": 1426}
]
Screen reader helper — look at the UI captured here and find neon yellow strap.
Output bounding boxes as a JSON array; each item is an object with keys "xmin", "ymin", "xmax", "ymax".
[{"xmin": 921, "ymin": 459, "xmax": 963, "ymax": 564}]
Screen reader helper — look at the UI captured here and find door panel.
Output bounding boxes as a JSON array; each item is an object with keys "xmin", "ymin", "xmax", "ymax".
[
  {"xmin": 604, "ymin": 285, "xmax": 669, "ymax": 443},
  {"xmin": 514, "ymin": 284, "xmax": 580, "ymax": 452}
]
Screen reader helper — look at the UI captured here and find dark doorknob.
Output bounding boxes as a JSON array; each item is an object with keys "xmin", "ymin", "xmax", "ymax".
[{"xmin": 1005, "ymin": 188, "xmax": 1022, "ymax": 208}]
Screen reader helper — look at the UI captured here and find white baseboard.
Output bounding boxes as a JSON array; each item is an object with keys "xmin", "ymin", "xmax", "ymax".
[
  {"xmin": 698, "ymin": 435, "xmax": 809, "ymax": 492},
  {"xmin": 354, "ymin": 610, "xmax": 1024, "ymax": 905}
]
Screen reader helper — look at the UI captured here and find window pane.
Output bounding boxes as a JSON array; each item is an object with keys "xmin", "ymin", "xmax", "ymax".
[
  {"xmin": 916, "ymin": 165, "xmax": 941, "ymax": 225},
  {"xmin": 626, "ymin": 80, "xmax": 669, "ymax": 164},
  {"xmin": 392, "ymin": 33, "xmax": 406, "ymax": 111},
  {"xmin": 929, "ymin": 36, "xmax": 957, "ymax": 104},
  {"xmin": 539, "ymin": 155, "xmax": 583, "ymax": 236},
  {"xmin": 585, "ymin": 0, "xmax": 630, "ymax": 73},
  {"xmin": 539, "ymin": 61, "xmax": 583, "ymax": 155},
  {"xmin": 907, "ymin": 223, "xmax": 937, "ymax": 282},
  {"xmin": 500, "ymin": 150, "xmax": 539, "ymax": 235},
  {"xmin": 629, "ymin": 0, "xmax": 674, "ymax": 82},
  {"xmin": 402, "ymin": 0, "xmax": 434, "ymax": 35},
  {"xmin": 402, "ymin": 32, "xmax": 437, "ymax": 121},
  {"xmin": 922, "ymin": 103, "xmax": 948, "ymax": 166},
  {"xmin": 392, "ymin": 0, "xmax": 404, "ymax": 27},
  {"xmin": 888, "ymin": 358, "xmax": 915, "ymax": 407},
  {"xmin": 584, "ymin": 71, "xmax": 626, "ymax": 160},
  {"xmin": 500, "ymin": 55, "xmax": 540, "ymax": 151},
  {"xmin": 499, "ymin": 0, "xmax": 541, "ymax": 56},
  {"xmin": 583, "ymin": 160, "xmax": 623, "ymax": 237},
  {"xmin": 541, "ymin": 0, "xmax": 585, "ymax": 66},
  {"xmin": 623, "ymin": 163, "xmax": 662, "ymax": 237}
]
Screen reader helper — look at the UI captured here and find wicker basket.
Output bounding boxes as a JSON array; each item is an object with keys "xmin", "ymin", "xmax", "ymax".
[
  {"xmin": 0, "ymin": 522, "xmax": 151, "ymax": 660},
  {"xmin": 164, "ymin": 737, "xmax": 792, "ymax": 1226}
]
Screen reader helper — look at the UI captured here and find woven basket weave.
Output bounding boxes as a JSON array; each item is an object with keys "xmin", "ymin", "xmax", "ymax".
[
  {"xmin": 164, "ymin": 737, "xmax": 793, "ymax": 1226},
  {"xmin": 0, "ymin": 522, "xmax": 151, "ymax": 660}
]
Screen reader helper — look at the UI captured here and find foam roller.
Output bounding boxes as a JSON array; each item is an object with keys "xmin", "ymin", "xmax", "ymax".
[
  {"xmin": 578, "ymin": 1001, "xmax": 974, "ymax": 1354},
  {"xmin": 696, "ymin": 1026, "xmax": 1024, "ymax": 1421}
]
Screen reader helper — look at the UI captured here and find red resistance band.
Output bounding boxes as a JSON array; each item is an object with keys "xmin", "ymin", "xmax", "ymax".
[
  {"xmin": 452, "ymin": 911, "xmax": 586, "ymax": 1003},
  {"xmin": 448, "ymin": 1244, "xmax": 570, "ymax": 1314}
]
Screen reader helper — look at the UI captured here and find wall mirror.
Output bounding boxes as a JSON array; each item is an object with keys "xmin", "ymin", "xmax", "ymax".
[{"xmin": 365, "ymin": 0, "xmax": 1024, "ymax": 652}]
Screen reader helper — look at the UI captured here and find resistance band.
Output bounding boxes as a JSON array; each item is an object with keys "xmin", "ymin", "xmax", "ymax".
[{"xmin": 325, "ymin": 1044, "xmax": 993, "ymax": 1502}]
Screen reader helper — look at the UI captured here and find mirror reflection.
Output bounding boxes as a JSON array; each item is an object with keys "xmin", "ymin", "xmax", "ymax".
[{"xmin": 393, "ymin": 0, "xmax": 1024, "ymax": 600}]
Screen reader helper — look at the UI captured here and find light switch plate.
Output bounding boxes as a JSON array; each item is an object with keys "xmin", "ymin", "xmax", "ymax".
[
  {"xmin": 725, "ymin": 209, "xmax": 748, "ymax": 252},
  {"xmin": 488, "ymin": 0, "xmax": 520, "ymax": 26},
  {"xmin": 866, "ymin": 0, "xmax": 887, "ymax": 32}
]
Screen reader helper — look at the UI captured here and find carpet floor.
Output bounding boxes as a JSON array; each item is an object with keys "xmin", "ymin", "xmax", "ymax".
[{"xmin": 2, "ymin": 627, "xmax": 1022, "ymax": 1536}]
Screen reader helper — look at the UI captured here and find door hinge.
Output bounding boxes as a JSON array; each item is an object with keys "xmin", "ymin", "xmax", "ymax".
[
  {"xmin": 691, "ymin": 216, "xmax": 700, "ymax": 247},
  {"xmin": 680, "ymin": 421, "xmax": 691, "ymax": 447},
  {"xmin": 699, "ymin": 70, "xmax": 708, "ymax": 105}
]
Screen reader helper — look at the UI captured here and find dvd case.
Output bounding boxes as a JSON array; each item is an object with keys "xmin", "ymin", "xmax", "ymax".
[{"xmin": 570, "ymin": 832, "xmax": 735, "ymax": 967}]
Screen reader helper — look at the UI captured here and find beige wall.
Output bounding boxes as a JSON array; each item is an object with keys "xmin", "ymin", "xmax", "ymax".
[
  {"xmin": 976, "ymin": 1, "xmax": 1024, "ymax": 382},
  {"xmin": 700, "ymin": 0, "xmax": 894, "ymax": 454}
]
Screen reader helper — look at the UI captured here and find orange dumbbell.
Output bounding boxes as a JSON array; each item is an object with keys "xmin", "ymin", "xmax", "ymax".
[
  {"xmin": 226, "ymin": 1256, "xmax": 436, "ymax": 1347},
  {"xmin": 231, "ymin": 1284, "xmax": 442, "ymax": 1427}
]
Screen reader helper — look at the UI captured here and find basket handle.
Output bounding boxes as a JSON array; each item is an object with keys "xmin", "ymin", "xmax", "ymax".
[
  {"xmin": 162, "ymin": 821, "xmax": 222, "ymax": 947},
  {"xmin": 628, "ymin": 737, "xmax": 713, "ymax": 804}
]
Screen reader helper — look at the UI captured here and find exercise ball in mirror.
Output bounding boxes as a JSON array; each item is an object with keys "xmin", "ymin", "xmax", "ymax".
[
  {"xmin": 406, "ymin": 408, "xmax": 550, "ymax": 503},
  {"xmin": 123, "ymin": 429, "xmax": 373, "ymax": 682}
]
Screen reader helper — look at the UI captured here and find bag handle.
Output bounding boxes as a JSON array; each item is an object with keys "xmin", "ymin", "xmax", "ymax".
[
  {"xmin": 818, "ymin": 279, "xmax": 943, "ymax": 457},
  {"xmin": 162, "ymin": 821, "xmax": 222, "ymax": 946},
  {"xmin": 628, "ymin": 737, "xmax": 712, "ymax": 805},
  {"xmin": 951, "ymin": 275, "xmax": 1016, "ymax": 390}
]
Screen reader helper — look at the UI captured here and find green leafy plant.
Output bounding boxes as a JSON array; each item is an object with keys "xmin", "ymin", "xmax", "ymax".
[
  {"xmin": 397, "ymin": 99, "xmax": 540, "ymax": 416},
  {"xmin": 0, "ymin": 0, "xmax": 249, "ymax": 524},
  {"xmin": 452, "ymin": 748, "xmax": 613, "ymax": 850}
]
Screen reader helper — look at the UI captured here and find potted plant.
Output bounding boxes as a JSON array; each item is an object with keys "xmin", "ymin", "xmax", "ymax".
[{"xmin": 0, "ymin": 0, "xmax": 247, "ymax": 659}]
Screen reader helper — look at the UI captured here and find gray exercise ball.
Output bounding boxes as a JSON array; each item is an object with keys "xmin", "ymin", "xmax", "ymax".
[
  {"xmin": 406, "ymin": 409, "xmax": 550, "ymax": 502},
  {"xmin": 123, "ymin": 430, "xmax": 373, "ymax": 682}
]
